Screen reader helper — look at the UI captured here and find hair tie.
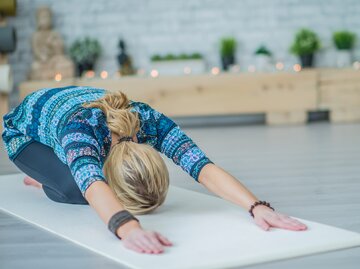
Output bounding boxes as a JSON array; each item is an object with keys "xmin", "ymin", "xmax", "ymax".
[{"xmin": 117, "ymin": 136, "xmax": 133, "ymax": 144}]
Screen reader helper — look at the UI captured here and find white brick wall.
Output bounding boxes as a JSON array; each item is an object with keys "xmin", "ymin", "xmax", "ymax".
[{"xmin": 6, "ymin": 0, "xmax": 360, "ymax": 89}]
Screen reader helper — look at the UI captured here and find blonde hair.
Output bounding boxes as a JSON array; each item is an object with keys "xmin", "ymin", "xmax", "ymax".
[{"xmin": 82, "ymin": 90, "xmax": 169, "ymax": 215}]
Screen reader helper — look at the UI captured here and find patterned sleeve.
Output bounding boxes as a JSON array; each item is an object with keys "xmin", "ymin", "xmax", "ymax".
[
  {"xmin": 138, "ymin": 103, "xmax": 214, "ymax": 182},
  {"xmin": 58, "ymin": 112, "xmax": 106, "ymax": 197}
]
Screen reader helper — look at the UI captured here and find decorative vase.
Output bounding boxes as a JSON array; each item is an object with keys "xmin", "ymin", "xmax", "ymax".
[
  {"xmin": 255, "ymin": 55, "xmax": 272, "ymax": 72},
  {"xmin": 221, "ymin": 55, "xmax": 235, "ymax": 71},
  {"xmin": 0, "ymin": 26, "xmax": 16, "ymax": 53},
  {"xmin": 299, "ymin": 54, "xmax": 314, "ymax": 68},
  {"xmin": 335, "ymin": 50, "xmax": 352, "ymax": 68},
  {"xmin": 117, "ymin": 39, "xmax": 135, "ymax": 76}
]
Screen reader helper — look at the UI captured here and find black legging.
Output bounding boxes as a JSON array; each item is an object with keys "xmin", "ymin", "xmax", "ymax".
[{"xmin": 13, "ymin": 140, "xmax": 89, "ymax": 205}]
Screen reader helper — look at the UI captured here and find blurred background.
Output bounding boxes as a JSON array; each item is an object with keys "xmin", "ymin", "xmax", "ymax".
[
  {"xmin": 1, "ymin": 1, "xmax": 360, "ymax": 268},
  {"xmin": 0, "ymin": 0, "xmax": 359, "ymax": 128}
]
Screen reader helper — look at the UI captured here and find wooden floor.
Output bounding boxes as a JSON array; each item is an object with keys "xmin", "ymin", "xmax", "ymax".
[{"xmin": 0, "ymin": 121, "xmax": 359, "ymax": 269}]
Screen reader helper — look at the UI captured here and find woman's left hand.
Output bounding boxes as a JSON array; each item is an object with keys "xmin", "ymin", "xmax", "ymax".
[{"xmin": 252, "ymin": 205, "xmax": 308, "ymax": 231}]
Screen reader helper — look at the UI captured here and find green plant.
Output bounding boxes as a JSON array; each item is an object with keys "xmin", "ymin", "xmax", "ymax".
[
  {"xmin": 290, "ymin": 28, "xmax": 321, "ymax": 56},
  {"xmin": 151, "ymin": 54, "xmax": 162, "ymax": 61},
  {"xmin": 220, "ymin": 37, "xmax": 237, "ymax": 57},
  {"xmin": 333, "ymin": 31, "xmax": 356, "ymax": 50},
  {"xmin": 179, "ymin": 53, "xmax": 188, "ymax": 60},
  {"xmin": 164, "ymin": 54, "xmax": 176, "ymax": 60},
  {"xmin": 190, "ymin": 53, "xmax": 202, "ymax": 59},
  {"xmin": 150, "ymin": 53, "xmax": 203, "ymax": 61},
  {"xmin": 255, "ymin": 45, "xmax": 272, "ymax": 56},
  {"xmin": 69, "ymin": 37, "xmax": 102, "ymax": 64}
]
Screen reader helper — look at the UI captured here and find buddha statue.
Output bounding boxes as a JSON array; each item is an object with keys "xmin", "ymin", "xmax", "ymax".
[{"xmin": 29, "ymin": 6, "xmax": 74, "ymax": 80}]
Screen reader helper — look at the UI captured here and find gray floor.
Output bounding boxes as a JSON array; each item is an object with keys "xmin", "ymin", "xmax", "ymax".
[{"xmin": 0, "ymin": 121, "xmax": 359, "ymax": 269}]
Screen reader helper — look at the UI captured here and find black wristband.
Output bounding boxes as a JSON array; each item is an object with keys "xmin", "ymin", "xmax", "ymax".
[{"xmin": 108, "ymin": 210, "xmax": 139, "ymax": 240}]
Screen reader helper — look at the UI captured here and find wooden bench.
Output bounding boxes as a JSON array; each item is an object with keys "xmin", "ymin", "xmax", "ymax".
[{"xmin": 17, "ymin": 68, "xmax": 360, "ymax": 125}]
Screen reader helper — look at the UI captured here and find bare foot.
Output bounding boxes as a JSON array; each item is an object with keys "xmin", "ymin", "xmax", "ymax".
[{"xmin": 23, "ymin": 176, "xmax": 42, "ymax": 189}]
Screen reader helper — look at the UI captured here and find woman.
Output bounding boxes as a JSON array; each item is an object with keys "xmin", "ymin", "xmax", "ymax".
[{"xmin": 2, "ymin": 86, "xmax": 307, "ymax": 255}]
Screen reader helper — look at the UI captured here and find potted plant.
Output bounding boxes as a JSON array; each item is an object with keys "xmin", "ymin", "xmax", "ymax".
[
  {"xmin": 69, "ymin": 37, "xmax": 102, "ymax": 77},
  {"xmin": 220, "ymin": 37, "xmax": 237, "ymax": 71},
  {"xmin": 290, "ymin": 28, "xmax": 321, "ymax": 68},
  {"xmin": 150, "ymin": 52, "xmax": 206, "ymax": 75},
  {"xmin": 254, "ymin": 45, "xmax": 273, "ymax": 72},
  {"xmin": 333, "ymin": 31, "xmax": 356, "ymax": 67}
]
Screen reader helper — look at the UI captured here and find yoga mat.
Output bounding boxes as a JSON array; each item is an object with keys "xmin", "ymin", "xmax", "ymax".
[{"xmin": 0, "ymin": 173, "xmax": 359, "ymax": 269}]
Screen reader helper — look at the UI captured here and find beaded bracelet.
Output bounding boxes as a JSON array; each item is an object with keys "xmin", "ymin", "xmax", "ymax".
[{"xmin": 248, "ymin": 200, "xmax": 274, "ymax": 218}]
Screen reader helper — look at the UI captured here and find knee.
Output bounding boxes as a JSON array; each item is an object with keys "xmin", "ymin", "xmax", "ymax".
[
  {"xmin": 43, "ymin": 185, "xmax": 88, "ymax": 205},
  {"xmin": 62, "ymin": 187, "xmax": 88, "ymax": 205}
]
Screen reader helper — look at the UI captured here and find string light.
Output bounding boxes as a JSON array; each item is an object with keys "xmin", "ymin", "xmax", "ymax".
[
  {"xmin": 54, "ymin": 73, "xmax": 62, "ymax": 82},
  {"xmin": 293, "ymin": 64, "xmax": 302, "ymax": 72},
  {"xmin": 184, "ymin": 66, "xmax": 192, "ymax": 75},
  {"xmin": 100, "ymin": 71, "xmax": 108, "ymax": 79},
  {"xmin": 137, "ymin": 68, "xmax": 145, "ymax": 76},
  {"xmin": 248, "ymin": 65, "xmax": 256, "ymax": 73},
  {"xmin": 275, "ymin": 62, "xmax": 284, "ymax": 71},
  {"xmin": 85, "ymin": 70, "xmax": 95, "ymax": 78},
  {"xmin": 150, "ymin": 69, "xmax": 159, "ymax": 78},
  {"xmin": 229, "ymin": 64, "xmax": 240, "ymax": 73},
  {"xmin": 211, "ymin": 67, "xmax": 220, "ymax": 75}
]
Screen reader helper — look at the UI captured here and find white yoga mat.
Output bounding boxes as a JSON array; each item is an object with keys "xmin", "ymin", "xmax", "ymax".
[{"xmin": 0, "ymin": 173, "xmax": 359, "ymax": 269}]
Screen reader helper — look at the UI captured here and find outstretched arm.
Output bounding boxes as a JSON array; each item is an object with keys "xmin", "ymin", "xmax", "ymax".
[
  {"xmin": 135, "ymin": 102, "xmax": 307, "ymax": 232},
  {"xmin": 198, "ymin": 163, "xmax": 307, "ymax": 231}
]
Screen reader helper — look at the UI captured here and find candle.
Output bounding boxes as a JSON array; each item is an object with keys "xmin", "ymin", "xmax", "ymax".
[
  {"xmin": 150, "ymin": 69, "xmax": 159, "ymax": 78},
  {"xmin": 85, "ymin": 70, "xmax": 95, "ymax": 78},
  {"xmin": 54, "ymin": 73, "xmax": 62, "ymax": 82},
  {"xmin": 248, "ymin": 65, "xmax": 256, "ymax": 73},
  {"xmin": 211, "ymin": 67, "xmax": 220, "ymax": 75},
  {"xmin": 293, "ymin": 64, "xmax": 301, "ymax": 72},
  {"xmin": 275, "ymin": 62, "xmax": 284, "ymax": 71},
  {"xmin": 100, "ymin": 71, "xmax": 108, "ymax": 79},
  {"xmin": 230, "ymin": 64, "xmax": 240, "ymax": 73},
  {"xmin": 137, "ymin": 68, "xmax": 146, "ymax": 76},
  {"xmin": 184, "ymin": 67, "xmax": 192, "ymax": 75}
]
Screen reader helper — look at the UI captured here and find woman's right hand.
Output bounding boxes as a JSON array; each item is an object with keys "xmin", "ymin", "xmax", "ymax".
[
  {"xmin": 123, "ymin": 228, "xmax": 173, "ymax": 254},
  {"xmin": 117, "ymin": 220, "xmax": 173, "ymax": 254}
]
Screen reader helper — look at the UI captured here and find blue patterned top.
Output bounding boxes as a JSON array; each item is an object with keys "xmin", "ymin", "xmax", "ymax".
[{"xmin": 1, "ymin": 86, "xmax": 214, "ymax": 196}]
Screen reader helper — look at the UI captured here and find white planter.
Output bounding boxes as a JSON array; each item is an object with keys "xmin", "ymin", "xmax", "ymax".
[
  {"xmin": 255, "ymin": 55, "xmax": 273, "ymax": 72},
  {"xmin": 336, "ymin": 50, "xmax": 352, "ymax": 68},
  {"xmin": 150, "ymin": 59, "xmax": 206, "ymax": 76},
  {"xmin": 0, "ymin": 64, "xmax": 13, "ymax": 94}
]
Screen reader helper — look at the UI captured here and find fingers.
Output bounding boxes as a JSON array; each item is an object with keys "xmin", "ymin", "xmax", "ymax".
[
  {"xmin": 124, "ymin": 241, "xmax": 144, "ymax": 253},
  {"xmin": 137, "ymin": 235, "xmax": 163, "ymax": 254},
  {"xmin": 279, "ymin": 215, "xmax": 307, "ymax": 230},
  {"xmin": 267, "ymin": 215, "xmax": 307, "ymax": 231},
  {"xmin": 123, "ymin": 231, "xmax": 171, "ymax": 254},
  {"xmin": 144, "ymin": 232, "xmax": 165, "ymax": 253},
  {"xmin": 155, "ymin": 232, "xmax": 173, "ymax": 246}
]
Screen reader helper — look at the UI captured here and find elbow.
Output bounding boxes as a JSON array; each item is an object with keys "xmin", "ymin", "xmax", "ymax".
[{"xmin": 197, "ymin": 162, "xmax": 215, "ymax": 185}]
